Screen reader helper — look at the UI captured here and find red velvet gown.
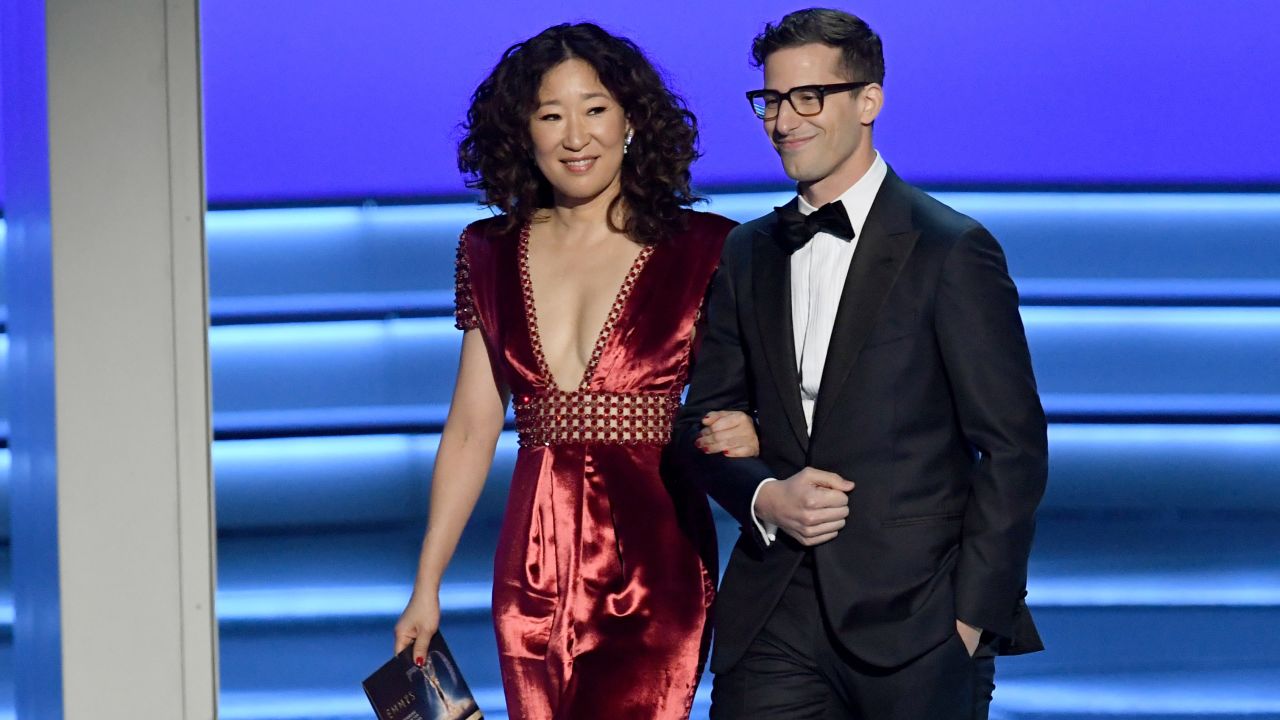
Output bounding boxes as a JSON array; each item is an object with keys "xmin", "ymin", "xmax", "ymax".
[{"xmin": 454, "ymin": 211, "xmax": 734, "ymax": 719}]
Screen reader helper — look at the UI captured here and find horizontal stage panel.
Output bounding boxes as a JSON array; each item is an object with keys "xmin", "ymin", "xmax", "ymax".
[
  {"xmin": 205, "ymin": 516, "xmax": 1280, "ymax": 619},
  {"xmin": 1018, "ymin": 304, "xmax": 1280, "ymax": 399},
  {"xmin": 211, "ymin": 554, "xmax": 1280, "ymax": 627},
  {"xmin": 707, "ymin": 191, "xmax": 1280, "ymax": 280},
  {"xmin": 0, "ymin": 308, "xmax": 1277, "ymax": 436},
  {"xmin": 209, "ymin": 425, "xmax": 1280, "ymax": 528},
  {"xmin": 200, "ymin": 309, "xmax": 1280, "ymax": 418},
  {"xmin": 4, "ymin": 528, "xmax": 1279, "ymax": 712},
  {"xmin": 6, "ymin": 193, "xmax": 1276, "ymax": 324},
  {"xmin": 212, "ymin": 404, "xmax": 454, "ymax": 439},
  {"xmin": 1044, "ymin": 424, "xmax": 1280, "ymax": 511},
  {"xmin": 204, "ymin": 204, "xmax": 488, "ymax": 300},
  {"xmin": 3, "ymin": 526, "xmax": 1273, "ymax": 697},
  {"xmin": 211, "ymin": 433, "xmax": 517, "ymax": 531},
  {"xmin": 0, "ymin": 335, "xmax": 6, "ymax": 423},
  {"xmin": 208, "ymin": 290, "xmax": 453, "ymax": 326},
  {"xmin": 990, "ymin": 669, "xmax": 1280, "ymax": 718},
  {"xmin": 208, "ymin": 318, "xmax": 462, "ymax": 415},
  {"xmin": 218, "ymin": 669, "xmax": 1280, "ymax": 720},
  {"xmin": 204, "ymin": 193, "xmax": 1280, "ymax": 306},
  {"xmin": 209, "ymin": 668, "xmax": 1280, "ymax": 720},
  {"xmin": 1022, "ymin": 306, "xmax": 1280, "ymax": 398},
  {"xmin": 0, "ymin": 223, "xmax": 5, "ymax": 314},
  {"xmin": 2, "ymin": 425, "xmax": 1276, "ymax": 539},
  {"xmin": 944, "ymin": 192, "xmax": 1280, "ymax": 283},
  {"xmin": 209, "ymin": 570, "xmax": 1280, "ymax": 627},
  {"xmin": 187, "ymin": 524, "xmax": 1280, "ymax": 702},
  {"xmin": 1016, "ymin": 279, "xmax": 1280, "ymax": 308}
]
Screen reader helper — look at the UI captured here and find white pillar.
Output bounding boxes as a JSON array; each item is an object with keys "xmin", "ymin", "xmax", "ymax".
[{"xmin": 1, "ymin": 1, "xmax": 219, "ymax": 718}]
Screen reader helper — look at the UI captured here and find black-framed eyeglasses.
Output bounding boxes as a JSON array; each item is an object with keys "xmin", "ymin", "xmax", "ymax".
[{"xmin": 745, "ymin": 82, "xmax": 872, "ymax": 120}]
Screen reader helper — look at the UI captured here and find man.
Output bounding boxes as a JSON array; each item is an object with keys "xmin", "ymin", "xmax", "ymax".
[{"xmin": 674, "ymin": 8, "xmax": 1047, "ymax": 719}]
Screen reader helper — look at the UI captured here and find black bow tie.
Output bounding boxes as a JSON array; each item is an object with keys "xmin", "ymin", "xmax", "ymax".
[{"xmin": 773, "ymin": 200, "xmax": 856, "ymax": 253}]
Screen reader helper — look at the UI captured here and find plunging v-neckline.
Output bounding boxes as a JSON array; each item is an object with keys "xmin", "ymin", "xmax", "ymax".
[{"xmin": 517, "ymin": 223, "xmax": 655, "ymax": 394}]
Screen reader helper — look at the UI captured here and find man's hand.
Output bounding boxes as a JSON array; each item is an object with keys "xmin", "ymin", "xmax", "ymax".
[
  {"xmin": 956, "ymin": 619, "xmax": 982, "ymax": 657},
  {"xmin": 753, "ymin": 468, "xmax": 854, "ymax": 546},
  {"xmin": 694, "ymin": 410, "xmax": 760, "ymax": 457}
]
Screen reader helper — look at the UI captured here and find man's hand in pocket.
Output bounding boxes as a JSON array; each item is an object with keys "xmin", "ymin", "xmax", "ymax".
[{"xmin": 956, "ymin": 619, "xmax": 982, "ymax": 657}]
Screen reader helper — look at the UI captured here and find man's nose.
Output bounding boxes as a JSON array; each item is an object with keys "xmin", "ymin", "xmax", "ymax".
[{"xmin": 773, "ymin": 99, "xmax": 803, "ymax": 135}]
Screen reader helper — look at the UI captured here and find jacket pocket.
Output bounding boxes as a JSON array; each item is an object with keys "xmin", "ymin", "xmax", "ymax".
[
  {"xmin": 881, "ymin": 511, "xmax": 964, "ymax": 529},
  {"xmin": 861, "ymin": 305, "xmax": 920, "ymax": 349}
]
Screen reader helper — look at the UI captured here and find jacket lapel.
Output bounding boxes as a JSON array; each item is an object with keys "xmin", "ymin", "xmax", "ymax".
[
  {"xmin": 752, "ymin": 206, "xmax": 810, "ymax": 452},
  {"xmin": 810, "ymin": 171, "xmax": 920, "ymax": 435}
]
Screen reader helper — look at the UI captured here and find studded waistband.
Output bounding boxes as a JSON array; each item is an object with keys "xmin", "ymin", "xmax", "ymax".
[{"xmin": 513, "ymin": 390, "xmax": 680, "ymax": 447}]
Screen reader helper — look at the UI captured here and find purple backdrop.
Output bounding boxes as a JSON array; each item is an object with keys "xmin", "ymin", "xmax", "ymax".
[{"xmin": 2, "ymin": 1, "xmax": 1278, "ymax": 206}]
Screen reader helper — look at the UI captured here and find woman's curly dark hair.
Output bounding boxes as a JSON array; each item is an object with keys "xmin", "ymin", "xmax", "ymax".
[{"xmin": 458, "ymin": 23, "xmax": 701, "ymax": 244}]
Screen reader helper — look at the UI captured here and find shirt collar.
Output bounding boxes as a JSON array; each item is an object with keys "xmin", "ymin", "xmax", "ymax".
[{"xmin": 796, "ymin": 150, "xmax": 888, "ymax": 240}]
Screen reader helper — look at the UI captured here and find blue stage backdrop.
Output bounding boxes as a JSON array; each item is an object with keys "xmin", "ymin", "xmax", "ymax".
[{"xmin": 0, "ymin": 0, "xmax": 1279, "ymax": 207}]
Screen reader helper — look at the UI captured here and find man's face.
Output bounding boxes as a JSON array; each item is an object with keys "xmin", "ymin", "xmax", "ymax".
[{"xmin": 761, "ymin": 44, "xmax": 878, "ymax": 192}]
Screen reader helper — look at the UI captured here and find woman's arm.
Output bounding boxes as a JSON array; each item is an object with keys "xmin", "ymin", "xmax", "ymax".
[{"xmin": 395, "ymin": 329, "xmax": 509, "ymax": 662}]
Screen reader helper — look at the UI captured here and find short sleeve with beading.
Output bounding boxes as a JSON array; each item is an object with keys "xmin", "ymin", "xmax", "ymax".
[{"xmin": 454, "ymin": 230, "xmax": 480, "ymax": 331}]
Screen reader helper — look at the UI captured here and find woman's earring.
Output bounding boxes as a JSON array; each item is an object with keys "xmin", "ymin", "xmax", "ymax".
[{"xmin": 623, "ymin": 128, "xmax": 634, "ymax": 155}]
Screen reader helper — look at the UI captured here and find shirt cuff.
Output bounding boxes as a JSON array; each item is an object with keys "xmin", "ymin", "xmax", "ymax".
[{"xmin": 750, "ymin": 478, "xmax": 780, "ymax": 546}]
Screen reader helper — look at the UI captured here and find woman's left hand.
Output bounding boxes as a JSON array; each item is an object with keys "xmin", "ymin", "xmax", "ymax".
[{"xmin": 695, "ymin": 410, "xmax": 760, "ymax": 457}]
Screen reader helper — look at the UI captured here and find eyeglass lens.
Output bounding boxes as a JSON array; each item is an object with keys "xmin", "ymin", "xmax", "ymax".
[{"xmin": 752, "ymin": 88, "xmax": 825, "ymax": 119}]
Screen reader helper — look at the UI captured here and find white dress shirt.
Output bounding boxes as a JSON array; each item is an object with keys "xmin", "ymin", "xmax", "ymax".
[{"xmin": 751, "ymin": 151, "xmax": 889, "ymax": 545}]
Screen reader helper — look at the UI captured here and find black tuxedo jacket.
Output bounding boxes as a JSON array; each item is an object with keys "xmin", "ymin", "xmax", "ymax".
[{"xmin": 672, "ymin": 169, "xmax": 1047, "ymax": 672}]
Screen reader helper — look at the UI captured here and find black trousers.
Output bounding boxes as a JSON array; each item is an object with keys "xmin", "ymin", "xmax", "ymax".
[
  {"xmin": 711, "ymin": 563, "xmax": 996, "ymax": 720},
  {"xmin": 973, "ymin": 655, "xmax": 995, "ymax": 720}
]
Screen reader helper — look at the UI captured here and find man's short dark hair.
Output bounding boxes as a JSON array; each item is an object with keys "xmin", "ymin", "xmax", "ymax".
[{"xmin": 751, "ymin": 8, "xmax": 885, "ymax": 85}]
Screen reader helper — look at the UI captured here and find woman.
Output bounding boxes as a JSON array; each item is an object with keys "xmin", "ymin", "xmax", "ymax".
[{"xmin": 394, "ymin": 23, "xmax": 756, "ymax": 719}]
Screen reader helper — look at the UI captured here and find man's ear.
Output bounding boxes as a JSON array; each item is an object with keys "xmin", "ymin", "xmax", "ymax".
[{"xmin": 860, "ymin": 83, "xmax": 884, "ymax": 126}]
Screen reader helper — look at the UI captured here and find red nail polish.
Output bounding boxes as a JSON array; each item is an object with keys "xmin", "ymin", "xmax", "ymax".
[
  {"xmin": 415, "ymin": 656, "xmax": 425, "ymax": 667},
  {"xmin": 722, "ymin": 450, "xmax": 731, "ymax": 456}
]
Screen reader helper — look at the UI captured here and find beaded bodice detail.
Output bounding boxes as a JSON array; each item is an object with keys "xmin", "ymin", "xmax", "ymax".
[
  {"xmin": 517, "ymin": 223, "xmax": 656, "ymax": 394},
  {"xmin": 454, "ymin": 212, "xmax": 733, "ymax": 449},
  {"xmin": 514, "ymin": 224, "xmax": 667, "ymax": 446}
]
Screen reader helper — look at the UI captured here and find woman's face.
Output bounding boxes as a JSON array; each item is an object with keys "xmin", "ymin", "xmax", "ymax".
[{"xmin": 528, "ymin": 58, "xmax": 630, "ymax": 207}]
